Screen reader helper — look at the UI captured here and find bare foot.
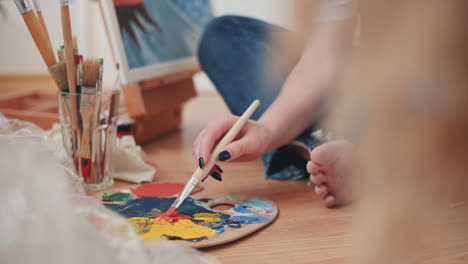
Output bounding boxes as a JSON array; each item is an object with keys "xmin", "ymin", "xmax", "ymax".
[{"xmin": 307, "ymin": 140, "xmax": 355, "ymax": 208}]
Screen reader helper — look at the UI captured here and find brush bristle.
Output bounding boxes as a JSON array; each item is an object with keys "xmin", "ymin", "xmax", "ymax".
[
  {"xmin": 82, "ymin": 59, "xmax": 100, "ymax": 87},
  {"xmin": 48, "ymin": 61, "xmax": 69, "ymax": 92}
]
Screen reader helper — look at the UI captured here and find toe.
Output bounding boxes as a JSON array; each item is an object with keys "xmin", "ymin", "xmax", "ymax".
[
  {"xmin": 310, "ymin": 140, "xmax": 350, "ymax": 167},
  {"xmin": 306, "ymin": 161, "xmax": 322, "ymax": 175},
  {"xmin": 310, "ymin": 172, "xmax": 326, "ymax": 185},
  {"xmin": 323, "ymin": 194, "xmax": 336, "ymax": 208},
  {"xmin": 314, "ymin": 184, "xmax": 328, "ymax": 198}
]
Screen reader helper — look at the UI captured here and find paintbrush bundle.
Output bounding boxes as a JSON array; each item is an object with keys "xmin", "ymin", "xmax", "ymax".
[
  {"xmin": 57, "ymin": 57, "xmax": 120, "ymax": 190},
  {"xmin": 13, "ymin": 0, "xmax": 121, "ymax": 191}
]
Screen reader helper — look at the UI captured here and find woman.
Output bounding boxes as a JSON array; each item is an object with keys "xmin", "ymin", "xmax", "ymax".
[{"xmin": 193, "ymin": 0, "xmax": 358, "ymax": 208}]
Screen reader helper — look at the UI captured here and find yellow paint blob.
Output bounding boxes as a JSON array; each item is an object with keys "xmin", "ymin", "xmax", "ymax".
[
  {"xmin": 128, "ymin": 217, "xmax": 154, "ymax": 234},
  {"xmin": 128, "ymin": 217, "xmax": 217, "ymax": 240},
  {"xmin": 193, "ymin": 213, "xmax": 222, "ymax": 223}
]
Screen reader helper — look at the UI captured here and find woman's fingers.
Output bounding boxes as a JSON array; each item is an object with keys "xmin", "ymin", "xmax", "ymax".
[
  {"xmin": 193, "ymin": 113, "xmax": 269, "ymax": 166},
  {"xmin": 214, "ymin": 164, "xmax": 223, "ymax": 173},
  {"xmin": 201, "ymin": 165, "xmax": 224, "ymax": 182},
  {"xmin": 218, "ymin": 132, "xmax": 257, "ymax": 162},
  {"xmin": 194, "ymin": 114, "xmax": 238, "ymax": 167}
]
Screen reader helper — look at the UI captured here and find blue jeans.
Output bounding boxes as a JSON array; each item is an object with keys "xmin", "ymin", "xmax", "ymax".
[{"xmin": 198, "ymin": 15, "xmax": 322, "ymax": 180}]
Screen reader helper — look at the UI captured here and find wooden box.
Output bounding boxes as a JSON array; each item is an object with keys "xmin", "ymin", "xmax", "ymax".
[{"xmin": 121, "ymin": 69, "xmax": 198, "ymax": 144}]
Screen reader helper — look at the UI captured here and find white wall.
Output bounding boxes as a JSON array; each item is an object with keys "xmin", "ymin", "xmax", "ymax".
[
  {"xmin": 0, "ymin": 1, "xmax": 114, "ymax": 83},
  {"xmin": 0, "ymin": 0, "xmax": 295, "ymax": 92},
  {"xmin": 0, "ymin": 1, "xmax": 63, "ymax": 74},
  {"xmin": 212, "ymin": 0, "xmax": 295, "ymax": 29}
]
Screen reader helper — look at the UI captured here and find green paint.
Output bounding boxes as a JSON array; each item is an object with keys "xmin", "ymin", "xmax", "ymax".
[{"xmin": 102, "ymin": 192, "xmax": 134, "ymax": 202}]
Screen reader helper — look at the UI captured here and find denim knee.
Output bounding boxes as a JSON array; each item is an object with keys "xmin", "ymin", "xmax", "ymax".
[
  {"xmin": 198, "ymin": 16, "xmax": 267, "ymax": 70},
  {"xmin": 197, "ymin": 15, "xmax": 277, "ymax": 117}
]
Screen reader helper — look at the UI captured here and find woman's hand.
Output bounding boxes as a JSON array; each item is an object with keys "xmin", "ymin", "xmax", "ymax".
[{"xmin": 193, "ymin": 113, "xmax": 275, "ymax": 167}]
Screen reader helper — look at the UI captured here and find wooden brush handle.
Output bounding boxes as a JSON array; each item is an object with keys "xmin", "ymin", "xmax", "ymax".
[
  {"xmin": 80, "ymin": 109, "xmax": 93, "ymax": 182},
  {"xmin": 61, "ymin": 5, "xmax": 76, "ymax": 93},
  {"xmin": 192, "ymin": 100, "xmax": 260, "ymax": 182},
  {"xmin": 36, "ymin": 11, "xmax": 55, "ymax": 63},
  {"xmin": 60, "ymin": 4, "xmax": 80, "ymax": 140},
  {"xmin": 22, "ymin": 11, "xmax": 56, "ymax": 67},
  {"xmin": 80, "ymin": 110, "xmax": 93, "ymax": 158}
]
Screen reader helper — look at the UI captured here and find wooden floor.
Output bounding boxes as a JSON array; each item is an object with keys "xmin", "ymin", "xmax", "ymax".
[{"xmin": 107, "ymin": 94, "xmax": 353, "ymax": 264}]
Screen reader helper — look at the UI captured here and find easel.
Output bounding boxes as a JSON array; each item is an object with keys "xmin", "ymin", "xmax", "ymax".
[{"xmin": 120, "ymin": 69, "xmax": 198, "ymax": 144}]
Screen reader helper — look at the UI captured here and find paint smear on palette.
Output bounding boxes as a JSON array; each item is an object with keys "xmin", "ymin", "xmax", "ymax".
[
  {"xmin": 102, "ymin": 192, "xmax": 134, "ymax": 202},
  {"xmin": 130, "ymin": 183, "xmax": 204, "ymax": 198},
  {"xmin": 129, "ymin": 218, "xmax": 216, "ymax": 241},
  {"xmin": 102, "ymin": 184, "xmax": 277, "ymax": 242}
]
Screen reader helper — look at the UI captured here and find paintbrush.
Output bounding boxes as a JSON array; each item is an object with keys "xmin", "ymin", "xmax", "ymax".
[
  {"xmin": 57, "ymin": 45, "xmax": 65, "ymax": 61},
  {"xmin": 13, "ymin": 0, "xmax": 64, "ymax": 91},
  {"xmin": 97, "ymin": 58, "xmax": 104, "ymax": 91},
  {"xmin": 31, "ymin": 0, "xmax": 54, "ymax": 62},
  {"xmin": 99, "ymin": 63, "xmax": 120, "ymax": 181},
  {"xmin": 13, "ymin": 0, "xmax": 56, "ymax": 67},
  {"xmin": 75, "ymin": 54, "xmax": 83, "ymax": 93},
  {"xmin": 48, "ymin": 61, "xmax": 69, "ymax": 92},
  {"xmin": 60, "ymin": 0, "xmax": 81, "ymax": 169},
  {"xmin": 60, "ymin": 0, "xmax": 76, "ymax": 93},
  {"xmin": 93, "ymin": 58, "xmax": 104, "ymax": 182},
  {"xmin": 73, "ymin": 36, "xmax": 78, "ymax": 54},
  {"xmin": 80, "ymin": 59, "xmax": 100, "ymax": 183},
  {"xmin": 167, "ymin": 100, "xmax": 261, "ymax": 213}
]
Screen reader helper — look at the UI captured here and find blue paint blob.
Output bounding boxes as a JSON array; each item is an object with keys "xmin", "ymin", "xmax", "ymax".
[
  {"xmin": 113, "ymin": 196, "xmax": 229, "ymax": 219},
  {"xmin": 177, "ymin": 197, "xmax": 223, "ymax": 217},
  {"xmin": 230, "ymin": 215, "xmax": 270, "ymax": 224},
  {"xmin": 114, "ymin": 197, "xmax": 174, "ymax": 218},
  {"xmin": 238, "ymin": 199, "xmax": 273, "ymax": 209},
  {"xmin": 233, "ymin": 206, "xmax": 253, "ymax": 214},
  {"xmin": 219, "ymin": 215, "xmax": 270, "ymax": 229},
  {"xmin": 204, "ymin": 224, "xmax": 225, "ymax": 235}
]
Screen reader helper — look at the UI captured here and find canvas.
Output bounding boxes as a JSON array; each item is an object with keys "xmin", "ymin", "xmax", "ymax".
[{"xmin": 99, "ymin": 0, "xmax": 213, "ymax": 84}]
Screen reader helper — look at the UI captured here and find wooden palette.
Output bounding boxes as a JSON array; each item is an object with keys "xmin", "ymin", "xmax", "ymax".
[
  {"xmin": 165, "ymin": 195, "xmax": 278, "ymax": 248},
  {"xmin": 100, "ymin": 183, "xmax": 278, "ymax": 248}
]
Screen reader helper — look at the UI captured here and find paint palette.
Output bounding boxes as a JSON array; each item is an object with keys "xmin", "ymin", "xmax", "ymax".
[{"xmin": 102, "ymin": 183, "xmax": 278, "ymax": 248}]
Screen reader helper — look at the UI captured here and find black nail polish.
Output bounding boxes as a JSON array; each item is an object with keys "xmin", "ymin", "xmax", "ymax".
[
  {"xmin": 217, "ymin": 166, "xmax": 224, "ymax": 173},
  {"xmin": 218, "ymin": 150, "xmax": 231, "ymax": 161},
  {"xmin": 199, "ymin": 157, "xmax": 204, "ymax": 169},
  {"xmin": 210, "ymin": 172, "xmax": 223, "ymax": 181}
]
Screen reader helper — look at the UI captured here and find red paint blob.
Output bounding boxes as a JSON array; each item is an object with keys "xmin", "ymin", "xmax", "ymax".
[
  {"xmin": 131, "ymin": 183, "xmax": 203, "ymax": 198},
  {"xmin": 155, "ymin": 207, "xmax": 192, "ymax": 222},
  {"xmin": 166, "ymin": 207, "xmax": 177, "ymax": 216}
]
